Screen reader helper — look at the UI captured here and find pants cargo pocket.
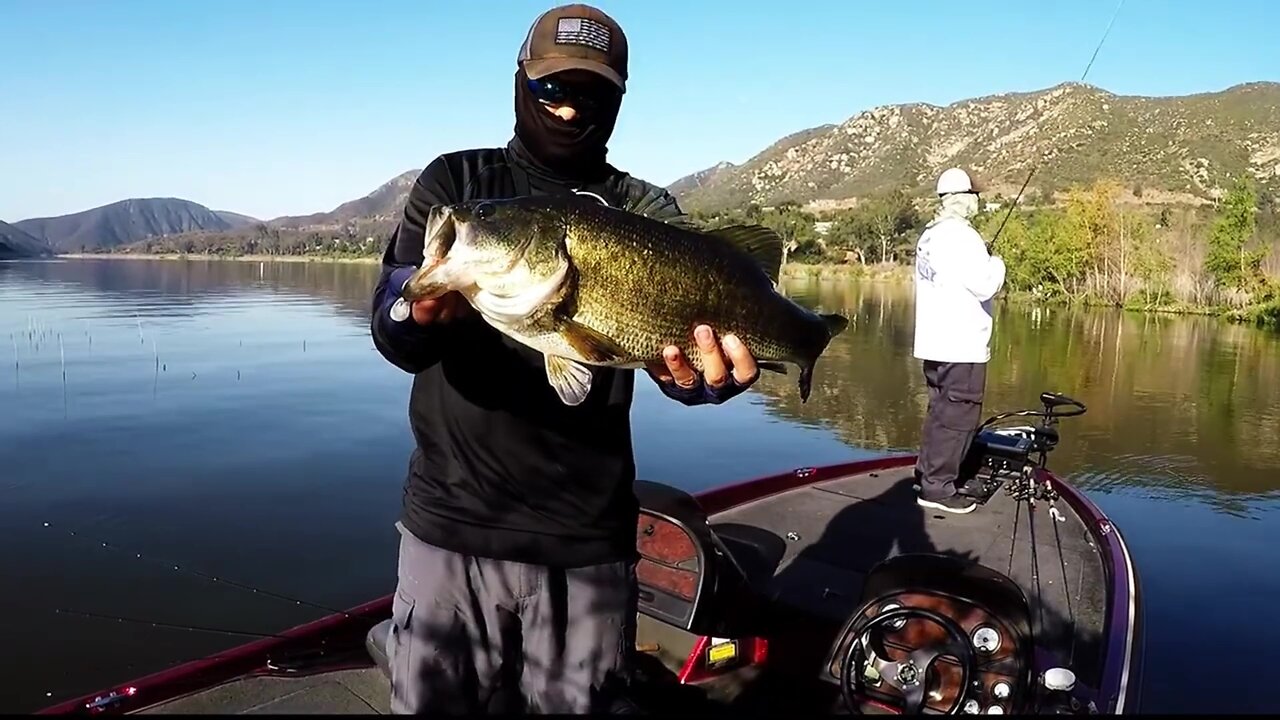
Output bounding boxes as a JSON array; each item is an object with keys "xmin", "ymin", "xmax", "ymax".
[
  {"xmin": 388, "ymin": 586, "xmax": 416, "ymax": 713},
  {"xmin": 939, "ymin": 388, "xmax": 984, "ymax": 432}
]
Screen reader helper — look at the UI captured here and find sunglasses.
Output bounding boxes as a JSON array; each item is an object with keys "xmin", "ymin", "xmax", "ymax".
[{"xmin": 526, "ymin": 76, "xmax": 618, "ymax": 113}]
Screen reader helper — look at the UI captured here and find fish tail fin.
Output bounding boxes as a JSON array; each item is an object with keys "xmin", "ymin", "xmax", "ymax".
[
  {"xmin": 821, "ymin": 313, "xmax": 850, "ymax": 339},
  {"xmin": 796, "ymin": 313, "xmax": 848, "ymax": 404},
  {"xmin": 799, "ymin": 362, "xmax": 815, "ymax": 404}
]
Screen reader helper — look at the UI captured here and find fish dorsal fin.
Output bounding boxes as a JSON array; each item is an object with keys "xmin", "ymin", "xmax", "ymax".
[{"xmin": 705, "ymin": 224, "xmax": 785, "ymax": 284}]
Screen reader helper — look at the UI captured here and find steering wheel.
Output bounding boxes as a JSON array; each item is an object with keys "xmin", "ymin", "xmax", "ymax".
[
  {"xmin": 1038, "ymin": 391, "xmax": 1086, "ymax": 417},
  {"xmin": 839, "ymin": 605, "xmax": 977, "ymax": 715}
]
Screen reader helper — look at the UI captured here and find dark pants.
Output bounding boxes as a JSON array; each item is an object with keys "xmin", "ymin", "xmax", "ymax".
[
  {"xmin": 916, "ymin": 360, "xmax": 987, "ymax": 501},
  {"xmin": 386, "ymin": 522, "xmax": 638, "ymax": 714}
]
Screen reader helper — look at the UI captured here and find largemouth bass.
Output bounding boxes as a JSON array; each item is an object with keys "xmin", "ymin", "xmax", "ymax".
[{"xmin": 400, "ymin": 195, "xmax": 849, "ymax": 406}]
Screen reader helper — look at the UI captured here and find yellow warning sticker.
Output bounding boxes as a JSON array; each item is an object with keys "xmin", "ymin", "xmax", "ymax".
[{"xmin": 707, "ymin": 641, "xmax": 738, "ymax": 665}]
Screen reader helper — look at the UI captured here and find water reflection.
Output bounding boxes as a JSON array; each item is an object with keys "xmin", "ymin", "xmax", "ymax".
[
  {"xmin": 758, "ymin": 276, "xmax": 1280, "ymax": 509},
  {"xmin": 1, "ymin": 257, "xmax": 380, "ymax": 322},
  {"xmin": 2, "ymin": 258, "xmax": 1279, "ymax": 714}
]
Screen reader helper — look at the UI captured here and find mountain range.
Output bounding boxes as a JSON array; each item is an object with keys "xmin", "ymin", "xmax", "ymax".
[
  {"xmin": 0, "ymin": 220, "xmax": 53, "ymax": 259},
  {"xmin": 670, "ymin": 80, "xmax": 1280, "ymax": 213},
  {"xmin": 2, "ymin": 80, "xmax": 1276, "ymax": 258},
  {"xmin": 10, "ymin": 198, "xmax": 258, "ymax": 254}
]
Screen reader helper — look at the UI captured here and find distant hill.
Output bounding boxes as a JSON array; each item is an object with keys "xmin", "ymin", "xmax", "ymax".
[
  {"xmin": 0, "ymin": 220, "xmax": 53, "ymax": 259},
  {"xmin": 668, "ymin": 81, "xmax": 1280, "ymax": 213},
  {"xmin": 14, "ymin": 198, "xmax": 245, "ymax": 253},
  {"xmin": 214, "ymin": 210, "xmax": 260, "ymax": 229},
  {"xmin": 270, "ymin": 170, "xmax": 421, "ymax": 229},
  {"xmin": 99, "ymin": 171, "xmax": 425, "ymax": 258}
]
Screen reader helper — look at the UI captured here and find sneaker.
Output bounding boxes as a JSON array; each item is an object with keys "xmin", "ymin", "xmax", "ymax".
[{"xmin": 917, "ymin": 493, "xmax": 977, "ymax": 514}]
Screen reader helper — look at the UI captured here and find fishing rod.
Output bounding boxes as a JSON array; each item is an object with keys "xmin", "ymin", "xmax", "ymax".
[
  {"xmin": 42, "ymin": 521, "xmax": 355, "ymax": 619},
  {"xmin": 990, "ymin": 0, "xmax": 1126, "ymax": 244}
]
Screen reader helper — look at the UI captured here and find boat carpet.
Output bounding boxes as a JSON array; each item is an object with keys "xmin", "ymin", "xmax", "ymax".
[
  {"xmin": 135, "ymin": 667, "xmax": 389, "ymax": 714},
  {"xmin": 709, "ymin": 464, "xmax": 1108, "ymax": 689}
]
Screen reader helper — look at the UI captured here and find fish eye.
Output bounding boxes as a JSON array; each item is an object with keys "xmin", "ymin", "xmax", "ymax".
[{"xmin": 475, "ymin": 202, "xmax": 494, "ymax": 220}]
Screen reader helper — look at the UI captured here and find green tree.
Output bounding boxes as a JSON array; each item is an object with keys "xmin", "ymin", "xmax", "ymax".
[{"xmin": 1204, "ymin": 178, "xmax": 1264, "ymax": 298}]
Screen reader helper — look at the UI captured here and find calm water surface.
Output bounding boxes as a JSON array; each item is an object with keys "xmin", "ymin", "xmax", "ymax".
[{"xmin": 2, "ymin": 258, "xmax": 1278, "ymax": 713}]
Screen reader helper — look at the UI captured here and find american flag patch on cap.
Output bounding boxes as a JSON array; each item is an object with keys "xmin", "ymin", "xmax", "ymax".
[{"xmin": 555, "ymin": 17, "xmax": 611, "ymax": 53}]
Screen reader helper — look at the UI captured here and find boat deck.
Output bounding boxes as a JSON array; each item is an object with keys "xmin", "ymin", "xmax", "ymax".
[
  {"xmin": 124, "ymin": 463, "xmax": 1109, "ymax": 714},
  {"xmin": 136, "ymin": 668, "xmax": 389, "ymax": 714},
  {"xmin": 709, "ymin": 464, "xmax": 1107, "ymax": 685}
]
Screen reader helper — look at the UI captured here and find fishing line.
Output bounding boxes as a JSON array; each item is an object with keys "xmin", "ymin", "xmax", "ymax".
[
  {"xmin": 991, "ymin": 0, "xmax": 1127, "ymax": 243},
  {"xmin": 52, "ymin": 607, "xmax": 295, "ymax": 640},
  {"xmin": 43, "ymin": 522, "xmax": 354, "ymax": 619}
]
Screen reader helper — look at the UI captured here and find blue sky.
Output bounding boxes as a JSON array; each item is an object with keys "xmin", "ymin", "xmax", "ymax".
[{"xmin": 1, "ymin": 0, "xmax": 1276, "ymax": 222}]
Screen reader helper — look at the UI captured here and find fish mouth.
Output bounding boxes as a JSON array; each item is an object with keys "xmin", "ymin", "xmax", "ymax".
[{"xmin": 422, "ymin": 206, "xmax": 457, "ymax": 267}]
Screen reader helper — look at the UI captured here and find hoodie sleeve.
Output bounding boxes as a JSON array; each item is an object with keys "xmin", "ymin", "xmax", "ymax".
[
  {"xmin": 369, "ymin": 156, "xmax": 467, "ymax": 374},
  {"xmin": 957, "ymin": 224, "xmax": 1007, "ymax": 302},
  {"xmin": 620, "ymin": 178, "xmax": 694, "ymax": 226}
]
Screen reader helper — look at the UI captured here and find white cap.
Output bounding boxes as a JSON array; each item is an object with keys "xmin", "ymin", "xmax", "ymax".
[
  {"xmin": 1043, "ymin": 667, "xmax": 1077, "ymax": 691},
  {"xmin": 936, "ymin": 167, "xmax": 983, "ymax": 195}
]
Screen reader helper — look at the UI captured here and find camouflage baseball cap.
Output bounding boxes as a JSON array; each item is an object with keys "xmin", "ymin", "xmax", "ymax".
[{"xmin": 517, "ymin": 4, "xmax": 628, "ymax": 92}]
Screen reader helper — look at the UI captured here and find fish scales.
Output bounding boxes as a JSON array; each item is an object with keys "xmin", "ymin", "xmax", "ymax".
[{"xmin": 561, "ymin": 204, "xmax": 822, "ymax": 372}]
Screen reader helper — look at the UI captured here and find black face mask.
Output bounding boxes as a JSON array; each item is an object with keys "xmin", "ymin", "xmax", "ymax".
[{"xmin": 512, "ymin": 68, "xmax": 622, "ymax": 181}]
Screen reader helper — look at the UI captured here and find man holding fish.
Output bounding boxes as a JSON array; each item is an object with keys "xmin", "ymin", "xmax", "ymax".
[{"xmin": 367, "ymin": 4, "xmax": 823, "ymax": 714}]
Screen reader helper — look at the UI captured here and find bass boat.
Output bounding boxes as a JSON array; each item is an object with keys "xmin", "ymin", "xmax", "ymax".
[{"xmin": 38, "ymin": 390, "xmax": 1143, "ymax": 715}]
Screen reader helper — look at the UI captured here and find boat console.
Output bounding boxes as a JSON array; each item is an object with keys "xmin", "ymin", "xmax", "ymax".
[
  {"xmin": 632, "ymin": 480, "xmax": 761, "ymax": 638},
  {"xmin": 823, "ymin": 554, "xmax": 1035, "ymax": 714}
]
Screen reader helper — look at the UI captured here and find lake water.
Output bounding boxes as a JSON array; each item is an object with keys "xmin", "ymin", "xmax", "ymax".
[{"xmin": 2, "ymin": 257, "xmax": 1278, "ymax": 713}]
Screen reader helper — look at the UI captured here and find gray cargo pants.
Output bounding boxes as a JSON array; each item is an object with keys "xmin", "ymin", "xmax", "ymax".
[
  {"xmin": 916, "ymin": 360, "xmax": 987, "ymax": 500},
  {"xmin": 386, "ymin": 522, "xmax": 638, "ymax": 714}
]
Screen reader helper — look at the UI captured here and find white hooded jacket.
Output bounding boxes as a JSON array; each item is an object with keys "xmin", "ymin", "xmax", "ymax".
[{"xmin": 912, "ymin": 194, "xmax": 1006, "ymax": 363}]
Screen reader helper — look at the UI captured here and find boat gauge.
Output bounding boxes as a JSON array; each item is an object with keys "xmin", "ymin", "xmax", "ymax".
[
  {"xmin": 971, "ymin": 625, "xmax": 1000, "ymax": 654},
  {"xmin": 877, "ymin": 602, "xmax": 907, "ymax": 630},
  {"xmin": 962, "ymin": 699, "xmax": 981, "ymax": 714},
  {"xmin": 992, "ymin": 681, "xmax": 1011, "ymax": 700},
  {"xmin": 985, "ymin": 705, "xmax": 1005, "ymax": 714}
]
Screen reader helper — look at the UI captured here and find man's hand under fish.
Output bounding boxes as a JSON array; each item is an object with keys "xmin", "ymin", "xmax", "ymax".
[
  {"xmin": 644, "ymin": 324, "xmax": 758, "ymax": 392},
  {"xmin": 406, "ymin": 292, "xmax": 758, "ymax": 393},
  {"xmin": 408, "ymin": 291, "xmax": 472, "ymax": 325}
]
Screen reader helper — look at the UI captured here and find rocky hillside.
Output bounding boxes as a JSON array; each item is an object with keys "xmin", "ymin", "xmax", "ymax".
[
  {"xmin": 669, "ymin": 81, "xmax": 1280, "ymax": 214},
  {"xmin": 214, "ymin": 211, "xmax": 259, "ymax": 228},
  {"xmin": 0, "ymin": 220, "xmax": 53, "ymax": 259},
  {"xmin": 14, "ymin": 198, "xmax": 254, "ymax": 253},
  {"xmin": 270, "ymin": 170, "xmax": 420, "ymax": 229}
]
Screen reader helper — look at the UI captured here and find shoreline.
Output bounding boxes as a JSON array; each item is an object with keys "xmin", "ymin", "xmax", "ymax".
[
  {"xmin": 781, "ymin": 262, "xmax": 1276, "ymax": 327},
  {"xmin": 50, "ymin": 254, "xmax": 1278, "ymax": 328},
  {"xmin": 57, "ymin": 252, "xmax": 379, "ymax": 265}
]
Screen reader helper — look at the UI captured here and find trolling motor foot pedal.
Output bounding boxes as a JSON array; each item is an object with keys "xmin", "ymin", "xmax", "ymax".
[{"xmin": 954, "ymin": 474, "xmax": 1004, "ymax": 504}]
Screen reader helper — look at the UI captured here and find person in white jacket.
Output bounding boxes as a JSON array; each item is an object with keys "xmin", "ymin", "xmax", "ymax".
[{"xmin": 912, "ymin": 167, "xmax": 1006, "ymax": 514}]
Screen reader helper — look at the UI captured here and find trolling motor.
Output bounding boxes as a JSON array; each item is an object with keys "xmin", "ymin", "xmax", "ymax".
[{"xmin": 956, "ymin": 391, "xmax": 1088, "ymax": 506}]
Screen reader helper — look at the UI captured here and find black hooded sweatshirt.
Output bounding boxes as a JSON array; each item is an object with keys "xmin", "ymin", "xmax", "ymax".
[{"xmin": 370, "ymin": 72, "xmax": 743, "ymax": 568}]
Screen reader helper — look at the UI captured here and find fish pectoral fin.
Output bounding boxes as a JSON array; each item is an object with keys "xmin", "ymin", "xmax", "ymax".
[
  {"xmin": 756, "ymin": 361, "xmax": 789, "ymax": 375},
  {"xmin": 544, "ymin": 354, "xmax": 593, "ymax": 406},
  {"xmin": 403, "ymin": 260, "xmax": 469, "ymax": 301},
  {"xmin": 705, "ymin": 224, "xmax": 785, "ymax": 284},
  {"xmin": 558, "ymin": 319, "xmax": 628, "ymax": 364}
]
